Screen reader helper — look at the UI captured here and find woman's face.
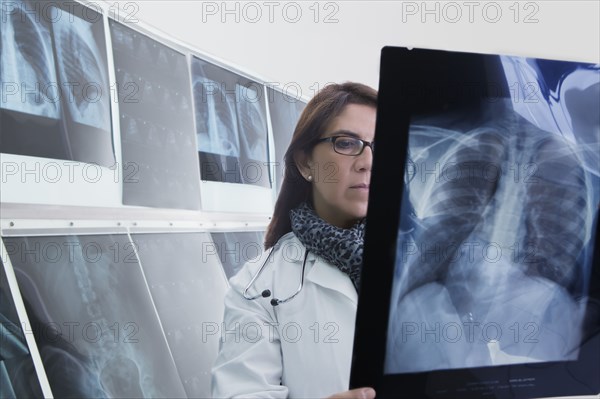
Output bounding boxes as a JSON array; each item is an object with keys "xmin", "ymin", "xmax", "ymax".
[{"xmin": 300, "ymin": 103, "xmax": 376, "ymax": 228}]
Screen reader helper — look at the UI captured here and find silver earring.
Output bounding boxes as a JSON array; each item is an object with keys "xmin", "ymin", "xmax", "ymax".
[{"xmin": 307, "ymin": 175, "xmax": 313, "ymax": 182}]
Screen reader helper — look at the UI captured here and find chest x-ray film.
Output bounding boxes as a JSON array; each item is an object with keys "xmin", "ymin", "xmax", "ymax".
[
  {"xmin": 0, "ymin": 0, "xmax": 115, "ymax": 167},
  {"xmin": 110, "ymin": 20, "xmax": 200, "ymax": 210},
  {"xmin": 192, "ymin": 57, "xmax": 271, "ymax": 187},
  {"xmin": 351, "ymin": 47, "xmax": 600, "ymax": 398}
]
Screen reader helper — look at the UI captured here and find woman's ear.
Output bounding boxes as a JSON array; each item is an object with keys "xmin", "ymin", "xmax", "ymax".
[{"xmin": 293, "ymin": 150, "xmax": 313, "ymax": 182}]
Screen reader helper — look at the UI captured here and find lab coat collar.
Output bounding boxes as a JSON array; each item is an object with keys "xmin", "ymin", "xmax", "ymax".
[
  {"xmin": 279, "ymin": 232, "xmax": 358, "ymax": 304},
  {"xmin": 305, "ymin": 255, "xmax": 358, "ymax": 305}
]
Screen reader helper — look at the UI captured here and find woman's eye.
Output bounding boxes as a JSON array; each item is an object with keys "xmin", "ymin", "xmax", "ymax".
[{"xmin": 337, "ymin": 139, "xmax": 356, "ymax": 148}]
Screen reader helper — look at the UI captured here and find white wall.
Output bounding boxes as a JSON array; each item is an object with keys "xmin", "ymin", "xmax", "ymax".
[{"xmin": 108, "ymin": 0, "xmax": 600, "ymax": 96}]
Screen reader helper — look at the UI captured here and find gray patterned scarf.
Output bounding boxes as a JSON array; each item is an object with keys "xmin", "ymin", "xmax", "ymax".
[{"xmin": 289, "ymin": 202, "xmax": 365, "ymax": 291}]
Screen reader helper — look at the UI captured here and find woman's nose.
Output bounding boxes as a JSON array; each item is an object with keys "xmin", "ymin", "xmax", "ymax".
[{"xmin": 355, "ymin": 146, "xmax": 373, "ymax": 172}]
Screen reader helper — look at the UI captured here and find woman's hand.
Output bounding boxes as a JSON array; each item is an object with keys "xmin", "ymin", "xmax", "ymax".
[{"xmin": 327, "ymin": 387, "xmax": 376, "ymax": 399}]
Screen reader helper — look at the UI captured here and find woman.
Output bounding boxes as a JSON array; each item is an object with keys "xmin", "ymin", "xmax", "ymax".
[{"xmin": 211, "ymin": 82, "xmax": 377, "ymax": 399}]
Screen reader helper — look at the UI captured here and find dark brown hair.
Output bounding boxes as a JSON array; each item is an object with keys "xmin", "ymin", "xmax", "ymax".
[{"xmin": 264, "ymin": 82, "xmax": 378, "ymax": 249}]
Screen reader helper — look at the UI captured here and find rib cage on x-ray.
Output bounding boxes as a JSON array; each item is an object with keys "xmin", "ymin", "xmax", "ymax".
[
  {"xmin": 1, "ymin": 1, "xmax": 115, "ymax": 166},
  {"xmin": 402, "ymin": 129, "xmax": 506, "ymax": 300},
  {"xmin": 235, "ymin": 84, "xmax": 268, "ymax": 163},
  {"xmin": 191, "ymin": 56, "xmax": 272, "ymax": 186},
  {"xmin": 400, "ymin": 114, "xmax": 588, "ymax": 299},
  {"xmin": 525, "ymin": 135, "xmax": 588, "ymax": 286},
  {"xmin": 52, "ymin": 9, "xmax": 110, "ymax": 131},
  {"xmin": 214, "ymin": 88, "xmax": 240, "ymax": 156},
  {"xmin": 0, "ymin": 1, "xmax": 60, "ymax": 118},
  {"xmin": 400, "ymin": 120, "xmax": 591, "ymax": 300},
  {"xmin": 193, "ymin": 72, "xmax": 241, "ymax": 157},
  {"xmin": 386, "ymin": 100, "xmax": 594, "ymax": 373}
]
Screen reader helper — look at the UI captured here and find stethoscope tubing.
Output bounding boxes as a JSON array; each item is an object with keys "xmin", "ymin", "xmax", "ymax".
[{"xmin": 242, "ymin": 246, "xmax": 310, "ymax": 306}]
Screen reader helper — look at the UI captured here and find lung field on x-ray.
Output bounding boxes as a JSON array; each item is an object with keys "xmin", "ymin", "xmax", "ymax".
[
  {"xmin": 386, "ymin": 100, "xmax": 595, "ymax": 373},
  {"xmin": 523, "ymin": 135, "xmax": 588, "ymax": 286},
  {"xmin": 404, "ymin": 114, "xmax": 588, "ymax": 298},
  {"xmin": 0, "ymin": 1, "xmax": 60, "ymax": 118},
  {"xmin": 192, "ymin": 59, "xmax": 240, "ymax": 158},
  {"xmin": 235, "ymin": 84, "xmax": 268, "ymax": 163},
  {"xmin": 0, "ymin": 1, "xmax": 116, "ymax": 165},
  {"xmin": 404, "ymin": 129, "xmax": 507, "ymax": 296},
  {"xmin": 52, "ymin": 10, "xmax": 110, "ymax": 131}
]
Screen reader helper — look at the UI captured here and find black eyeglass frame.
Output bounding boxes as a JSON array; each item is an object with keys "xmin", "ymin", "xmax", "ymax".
[{"xmin": 313, "ymin": 135, "xmax": 375, "ymax": 156}]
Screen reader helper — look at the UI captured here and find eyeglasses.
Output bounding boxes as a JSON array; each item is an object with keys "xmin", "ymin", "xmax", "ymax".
[{"xmin": 314, "ymin": 136, "xmax": 375, "ymax": 156}]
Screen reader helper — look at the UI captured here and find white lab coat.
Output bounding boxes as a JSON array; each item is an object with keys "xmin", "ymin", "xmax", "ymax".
[{"xmin": 211, "ymin": 232, "xmax": 358, "ymax": 398}]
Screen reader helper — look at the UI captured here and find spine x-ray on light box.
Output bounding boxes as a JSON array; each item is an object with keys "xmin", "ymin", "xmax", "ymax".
[
  {"xmin": 192, "ymin": 56, "xmax": 270, "ymax": 188},
  {"xmin": 0, "ymin": 259, "xmax": 44, "ymax": 398},
  {"xmin": 351, "ymin": 47, "xmax": 600, "ymax": 398},
  {"xmin": 131, "ymin": 232, "xmax": 228, "ymax": 399},
  {"xmin": 0, "ymin": 0, "xmax": 115, "ymax": 167},
  {"xmin": 3, "ymin": 234, "xmax": 188, "ymax": 398},
  {"xmin": 110, "ymin": 19, "xmax": 200, "ymax": 210},
  {"xmin": 268, "ymin": 89, "xmax": 306, "ymax": 194}
]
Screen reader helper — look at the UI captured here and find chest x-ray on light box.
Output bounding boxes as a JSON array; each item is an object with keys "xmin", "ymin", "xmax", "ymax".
[
  {"xmin": 351, "ymin": 47, "xmax": 599, "ymax": 399},
  {"xmin": 191, "ymin": 57, "xmax": 271, "ymax": 188},
  {"xmin": 0, "ymin": 0, "xmax": 114, "ymax": 167},
  {"xmin": 387, "ymin": 53, "xmax": 599, "ymax": 374}
]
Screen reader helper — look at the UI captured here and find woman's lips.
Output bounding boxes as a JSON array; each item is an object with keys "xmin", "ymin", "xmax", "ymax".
[{"xmin": 350, "ymin": 184, "xmax": 370, "ymax": 189}]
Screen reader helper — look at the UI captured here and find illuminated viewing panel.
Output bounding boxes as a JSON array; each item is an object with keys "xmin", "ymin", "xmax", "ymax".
[
  {"xmin": 191, "ymin": 57, "xmax": 271, "ymax": 188},
  {"xmin": 0, "ymin": 0, "xmax": 115, "ymax": 167},
  {"xmin": 131, "ymin": 232, "xmax": 228, "ymax": 398},
  {"xmin": 3, "ymin": 235, "xmax": 187, "ymax": 397},
  {"xmin": 111, "ymin": 20, "xmax": 200, "ymax": 210},
  {"xmin": 352, "ymin": 47, "xmax": 600, "ymax": 399}
]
